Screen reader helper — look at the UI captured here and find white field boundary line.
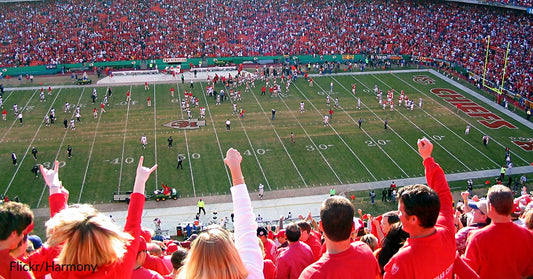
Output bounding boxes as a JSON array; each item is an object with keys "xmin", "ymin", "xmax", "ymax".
[
  {"xmin": 151, "ymin": 84, "xmax": 159, "ymax": 190},
  {"xmin": 220, "ymin": 83, "xmax": 272, "ymax": 190},
  {"xmin": 198, "ymin": 82, "xmax": 232, "ymax": 190},
  {"xmin": 399, "ymin": 71, "xmax": 529, "ymax": 166},
  {"xmin": 336, "ymin": 76, "xmax": 420, "ymax": 160},
  {"xmin": 117, "ymin": 85, "xmax": 133, "ymax": 193},
  {"xmin": 371, "ymin": 74, "xmax": 472, "ymax": 171},
  {"xmin": 176, "ymin": 83, "xmax": 197, "ymax": 197},
  {"xmin": 248, "ymin": 85, "xmax": 307, "ymax": 189},
  {"xmin": 388, "ymin": 73, "xmax": 504, "ymax": 167},
  {"xmin": 0, "ymin": 89, "xmax": 38, "ymax": 144},
  {"xmin": 3, "ymin": 88, "xmax": 62, "ymax": 196},
  {"xmin": 290, "ymin": 83, "xmax": 344, "ymax": 184},
  {"xmin": 328, "ymin": 76, "xmax": 410, "ymax": 177},
  {"xmin": 77, "ymin": 94, "xmax": 105, "ymax": 203},
  {"xmin": 37, "ymin": 87, "xmax": 86, "ymax": 208}
]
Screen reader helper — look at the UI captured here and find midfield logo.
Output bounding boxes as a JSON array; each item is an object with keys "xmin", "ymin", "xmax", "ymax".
[{"xmin": 163, "ymin": 119, "xmax": 206, "ymax": 129}]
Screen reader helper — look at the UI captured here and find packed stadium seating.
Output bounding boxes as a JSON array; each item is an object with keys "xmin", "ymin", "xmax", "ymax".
[{"xmin": 0, "ymin": 0, "xmax": 531, "ymax": 99}]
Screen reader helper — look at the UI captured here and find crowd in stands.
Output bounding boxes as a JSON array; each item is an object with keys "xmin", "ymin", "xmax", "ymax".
[
  {"xmin": 2, "ymin": 139, "xmax": 532, "ymax": 279},
  {"xmin": 0, "ymin": 0, "xmax": 531, "ymax": 99}
]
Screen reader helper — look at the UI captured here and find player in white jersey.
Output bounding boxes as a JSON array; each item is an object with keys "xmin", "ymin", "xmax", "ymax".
[
  {"xmin": 300, "ymin": 101, "xmax": 305, "ymax": 113},
  {"xmin": 141, "ymin": 135, "xmax": 147, "ymax": 149}
]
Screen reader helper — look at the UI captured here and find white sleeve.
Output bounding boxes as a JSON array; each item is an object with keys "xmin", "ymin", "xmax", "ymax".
[{"xmin": 231, "ymin": 184, "xmax": 264, "ymax": 279}]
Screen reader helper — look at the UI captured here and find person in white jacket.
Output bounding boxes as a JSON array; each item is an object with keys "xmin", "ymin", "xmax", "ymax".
[{"xmin": 178, "ymin": 148, "xmax": 263, "ymax": 279}]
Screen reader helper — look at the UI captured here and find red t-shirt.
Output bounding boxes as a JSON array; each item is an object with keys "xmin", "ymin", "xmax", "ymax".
[
  {"xmin": 299, "ymin": 241, "xmax": 379, "ymax": 279},
  {"xmin": 463, "ymin": 222, "xmax": 533, "ymax": 278},
  {"xmin": 276, "ymin": 241, "xmax": 314, "ymax": 279},
  {"xmin": 0, "ymin": 249, "xmax": 34, "ymax": 279},
  {"xmin": 264, "ymin": 259, "xmax": 276, "ymax": 279}
]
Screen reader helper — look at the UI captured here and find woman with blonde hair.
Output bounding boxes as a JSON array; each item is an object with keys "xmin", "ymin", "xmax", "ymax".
[
  {"xmin": 27, "ymin": 156, "xmax": 156, "ymax": 279},
  {"xmin": 179, "ymin": 148, "xmax": 263, "ymax": 279}
]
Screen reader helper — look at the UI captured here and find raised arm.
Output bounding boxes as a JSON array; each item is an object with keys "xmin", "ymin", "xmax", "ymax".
[
  {"xmin": 122, "ymin": 156, "xmax": 157, "ymax": 278},
  {"xmin": 418, "ymin": 138, "xmax": 454, "ymax": 232},
  {"xmin": 40, "ymin": 161, "xmax": 69, "ymax": 217},
  {"xmin": 224, "ymin": 148, "xmax": 263, "ymax": 279}
]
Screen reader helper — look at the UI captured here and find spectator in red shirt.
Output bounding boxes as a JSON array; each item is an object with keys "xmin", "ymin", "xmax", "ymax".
[
  {"xmin": 0, "ymin": 202, "xmax": 34, "ymax": 279},
  {"xmin": 300, "ymin": 196, "xmax": 379, "ymax": 279},
  {"xmin": 463, "ymin": 185, "xmax": 533, "ymax": 278},
  {"xmin": 275, "ymin": 223, "xmax": 314, "ymax": 279},
  {"xmin": 384, "ymin": 138, "xmax": 455, "ymax": 278},
  {"xmin": 258, "ymin": 227, "xmax": 278, "ymax": 264},
  {"xmin": 295, "ymin": 220, "xmax": 322, "ymax": 262}
]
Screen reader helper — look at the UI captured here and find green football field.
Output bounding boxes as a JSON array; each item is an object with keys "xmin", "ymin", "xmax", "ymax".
[{"xmin": 1, "ymin": 69, "xmax": 532, "ymax": 209}]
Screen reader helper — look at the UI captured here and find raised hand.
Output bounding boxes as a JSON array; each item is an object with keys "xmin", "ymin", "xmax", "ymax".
[
  {"xmin": 40, "ymin": 160, "xmax": 61, "ymax": 187},
  {"xmin": 133, "ymin": 156, "xmax": 158, "ymax": 194},
  {"xmin": 417, "ymin": 137, "xmax": 433, "ymax": 160}
]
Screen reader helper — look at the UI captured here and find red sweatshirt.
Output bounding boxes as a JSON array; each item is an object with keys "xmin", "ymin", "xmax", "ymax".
[{"xmin": 384, "ymin": 157, "xmax": 455, "ymax": 279}]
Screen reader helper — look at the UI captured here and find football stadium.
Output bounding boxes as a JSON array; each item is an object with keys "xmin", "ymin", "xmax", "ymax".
[{"xmin": 1, "ymin": 0, "xmax": 532, "ymax": 278}]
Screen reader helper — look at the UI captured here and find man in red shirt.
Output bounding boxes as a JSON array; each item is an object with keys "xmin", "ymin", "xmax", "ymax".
[
  {"xmin": 258, "ymin": 227, "xmax": 278, "ymax": 264},
  {"xmin": 276, "ymin": 223, "xmax": 314, "ymax": 279},
  {"xmin": 463, "ymin": 185, "xmax": 533, "ymax": 278},
  {"xmin": 299, "ymin": 196, "xmax": 379, "ymax": 279},
  {"xmin": 0, "ymin": 202, "xmax": 34, "ymax": 279},
  {"xmin": 296, "ymin": 221, "xmax": 322, "ymax": 262},
  {"xmin": 384, "ymin": 138, "xmax": 455, "ymax": 278}
]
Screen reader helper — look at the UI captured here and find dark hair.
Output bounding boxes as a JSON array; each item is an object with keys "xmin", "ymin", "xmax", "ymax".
[
  {"xmin": 295, "ymin": 220, "xmax": 311, "ymax": 233},
  {"xmin": 320, "ymin": 196, "xmax": 354, "ymax": 242},
  {"xmin": 0, "ymin": 202, "xmax": 33, "ymax": 240},
  {"xmin": 170, "ymin": 247, "xmax": 188, "ymax": 270},
  {"xmin": 488, "ymin": 185, "xmax": 514, "ymax": 216},
  {"xmin": 285, "ymin": 223, "xmax": 301, "ymax": 242},
  {"xmin": 398, "ymin": 184, "xmax": 440, "ymax": 228},
  {"xmin": 383, "ymin": 211, "xmax": 400, "ymax": 225},
  {"xmin": 378, "ymin": 223, "xmax": 409, "ymax": 273}
]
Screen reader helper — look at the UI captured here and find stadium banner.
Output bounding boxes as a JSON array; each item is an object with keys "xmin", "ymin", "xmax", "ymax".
[
  {"xmin": 163, "ymin": 58, "xmax": 187, "ymax": 64},
  {"xmin": 163, "ymin": 119, "xmax": 206, "ymax": 130}
]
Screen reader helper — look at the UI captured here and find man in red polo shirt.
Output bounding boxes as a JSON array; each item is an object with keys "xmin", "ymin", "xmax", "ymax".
[
  {"xmin": 463, "ymin": 185, "xmax": 533, "ymax": 278},
  {"xmin": 276, "ymin": 223, "xmax": 313, "ymax": 279},
  {"xmin": 299, "ymin": 196, "xmax": 379, "ymax": 279},
  {"xmin": 384, "ymin": 138, "xmax": 455, "ymax": 278}
]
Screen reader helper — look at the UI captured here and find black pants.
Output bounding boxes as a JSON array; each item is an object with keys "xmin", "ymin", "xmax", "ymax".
[{"xmin": 198, "ymin": 207, "xmax": 206, "ymax": 215}]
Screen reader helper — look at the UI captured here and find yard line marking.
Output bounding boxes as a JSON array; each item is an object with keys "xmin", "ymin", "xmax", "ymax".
[
  {"xmin": 289, "ymin": 84, "xmax": 344, "ymax": 183},
  {"xmin": 330, "ymin": 76, "xmax": 410, "ymax": 177},
  {"xmin": 176, "ymin": 83, "xmax": 196, "ymax": 197},
  {"xmin": 117, "ymin": 85, "xmax": 133, "ymax": 193},
  {"xmin": 77, "ymin": 96, "xmax": 105, "ymax": 203},
  {"xmin": 3, "ymin": 88, "xmax": 62, "ymax": 196},
  {"xmin": 313, "ymin": 79, "xmax": 390, "ymax": 180},
  {"xmin": 248, "ymin": 86, "xmax": 307, "ymax": 189},
  {"xmin": 334, "ymin": 76, "xmax": 419, "ymax": 158},
  {"xmin": 152, "ymin": 84, "xmax": 159, "ymax": 190},
  {"xmin": 36, "ymin": 87, "xmax": 86, "ymax": 208},
  {"xmin": 388, "ymin": 73, "xmax": 503, "ymax": 166},
  {"xmin": 396, "ymin": 71, "xmax": 529, "ymax": 166},
  {"xmin": 371, "ymin": 74, "xmax": 472, "ymax": 170},
  {"xmin": 220, "ymin": 82, "xmax": 272, "ymax": 190},
  {"xmin": 236, "ymin": 118, "xmax": 272, "ymax": 189},
  {"xmin": 199, "ymin": 81, "xmax": 232, "ymax": 189}
]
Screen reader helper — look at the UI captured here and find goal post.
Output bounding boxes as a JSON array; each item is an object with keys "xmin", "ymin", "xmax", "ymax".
[{"xmin": 482, "ymin": 36, "xmax": 511, "ymax": 96}]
